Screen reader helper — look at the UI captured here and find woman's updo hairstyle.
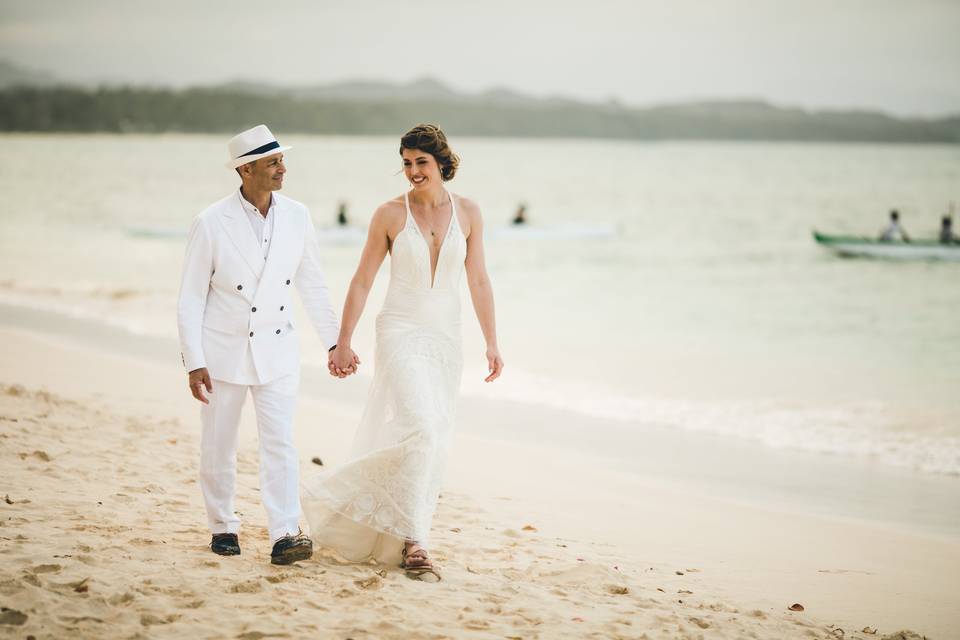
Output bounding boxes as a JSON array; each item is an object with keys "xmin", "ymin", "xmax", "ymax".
[{"xmin": 400, "ymin": 123, "xmax": 460, "ymax": 181}]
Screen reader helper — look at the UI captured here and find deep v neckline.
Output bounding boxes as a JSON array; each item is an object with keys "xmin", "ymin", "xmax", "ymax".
[{"xmin": 404, "ymin": 190, "xmax": 457, "ymax": 288}]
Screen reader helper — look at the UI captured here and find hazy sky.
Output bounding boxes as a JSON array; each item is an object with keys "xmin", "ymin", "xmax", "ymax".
[{"xmin": 1, "ymin": 0, "xmax": 958, "ymax": 116}]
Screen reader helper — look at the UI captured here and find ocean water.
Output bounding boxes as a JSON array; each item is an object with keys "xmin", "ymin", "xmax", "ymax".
[{"xmin": 1, "ymin": 134, "xmax": 958, "ymax": 476}]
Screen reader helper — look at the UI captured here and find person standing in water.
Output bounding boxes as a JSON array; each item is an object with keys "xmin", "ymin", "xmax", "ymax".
[
  {"xmin": 939, "ymin": 202, "xmax": 957, "ymax": 244},
  {"xmin": 940, "ymin": 217, "xmax": 957, "ymax": 244}
]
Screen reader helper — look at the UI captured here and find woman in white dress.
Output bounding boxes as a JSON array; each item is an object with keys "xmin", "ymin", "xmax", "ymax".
[{"xmin": 303, "ymin": 124, "xmax": 503, "ymax": 581}]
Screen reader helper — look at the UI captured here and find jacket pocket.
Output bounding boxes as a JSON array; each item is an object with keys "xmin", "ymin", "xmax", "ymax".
[{"xmin": 203, "ymin": 313, "xmax": 247, "ymax": 336}]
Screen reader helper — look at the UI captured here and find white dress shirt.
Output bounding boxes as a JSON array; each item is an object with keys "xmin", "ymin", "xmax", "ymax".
[{"xmin": 239, "ymin": 190, "xmax": 275, "ymax": 260}]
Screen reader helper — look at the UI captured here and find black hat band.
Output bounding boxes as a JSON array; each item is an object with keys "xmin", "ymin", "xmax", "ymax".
[{"xmin": 239, "ymin": 140, "xmax": 280, "ymax": 158}]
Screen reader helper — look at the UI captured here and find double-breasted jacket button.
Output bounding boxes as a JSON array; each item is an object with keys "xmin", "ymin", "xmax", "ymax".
[
  {"xmin": 275, "ymin": 329, "xmax": 281, "ymax": 334},
  {"xmin": 249, "ymin": 331, "xmax": 254, "ymax": 337},
  {"xmin": 285, "ymin": 279, "xmax": 291, "ymax": 285},
  {"xmin": 251, "ymin": 307, "xmax": 257, "ymax": 312},
  {"xmin": 237, "ymin": 284, "xmax": 243, "ymax": 291}
]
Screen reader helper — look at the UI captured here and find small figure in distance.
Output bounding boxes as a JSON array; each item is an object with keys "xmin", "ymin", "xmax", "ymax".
[
  {"xmin": 512, "ymin": 203, "xmax": 527, "ymax": 225},
  {"xmin": 337, "ymin": 201, "xmax": 349, "ymax": 227},
  {"xmin": 879, "ymin": 209, "xmax": 910, "ymax": 242},
  {"xmin": 939, "ymin": 203, "xmax": 957, "ymax": 244}
]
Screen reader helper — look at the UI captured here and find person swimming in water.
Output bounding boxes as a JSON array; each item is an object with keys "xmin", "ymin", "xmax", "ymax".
[{"xmin": 512, "ymin": 203, "xmax": 527, "ymax": 225}]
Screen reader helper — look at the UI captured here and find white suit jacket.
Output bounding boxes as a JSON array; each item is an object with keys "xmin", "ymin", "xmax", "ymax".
[{"xmin": 177, "ymin": 190, "xmax": 339, "ymax": 385}]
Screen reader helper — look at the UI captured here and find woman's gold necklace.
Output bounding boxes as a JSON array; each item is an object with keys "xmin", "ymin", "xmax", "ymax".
[{"xmin": 417, "ymin": 203, "xmax": 448, "ymax": 242}]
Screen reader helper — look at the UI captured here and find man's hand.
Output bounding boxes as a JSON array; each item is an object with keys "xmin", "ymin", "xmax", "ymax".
[
  {"xmin": 328, "ymin": 346, "xmax": 361, "ymax": 378},
  {"xmin": 188, "ymin": 368, "xmax": 213, "ymax": 403}
]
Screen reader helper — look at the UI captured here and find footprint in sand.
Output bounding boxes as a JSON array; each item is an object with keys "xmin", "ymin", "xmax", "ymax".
[
  {"xmin": 19, "ymin": 450, "xmax": 51, "ymax": 462},
  {"xmin": 0, "ymin": 607, "xmax": 28, "ymax": 626},
  {"xmin": 59, "ymin": 614, "xmax": 105, "ymax": 625},
  {"xmin": 354, "ymin": 575, "xmax": 383, "ymax": 590},
  {"xmin": 128, "ymin": 538, "xmax": 160, "ymax": 546},
  {"xmin": 229, "ymin": 579, "xmax": 264, "ymax": 594},
  {"xmin": 688, "ymin": 616, "xmax": 711, "ymax": 629},
  {"xmin": 20, "ymin": 574, "xmax": 41, "ymax": 588},
  {"xmin": 236, "ymin": 632, "xmax": 290, "ymax": 640},
  {"xmin": 107, "ymin": 591, "xmax": 135, "ymax": 606},
  {"xmin": 140, "ymin": 613, "xmax": 181, "ymax": 626},
  {"xmin": 49, "ymin": 577, "xmax": 90, "ymax": 593},
  {"xmin": 0, "ymin": 578, "xmax": 23, "ymax": 596},
  {"xmin": 463, "ymin": 618, "xmax": 491, "ymax": 630},
  {"xmin": 703, "ymin": 602, "xmax": 737, "ymax": 613},
  {"xmin": 28, "ymin": 563, "xmax": 62, "ymax": 574}
]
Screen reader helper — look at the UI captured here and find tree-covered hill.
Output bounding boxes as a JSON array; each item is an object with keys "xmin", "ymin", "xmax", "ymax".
[{"xmin": 1, "ymin": 82, "xmax": 957, "ymax": 143}]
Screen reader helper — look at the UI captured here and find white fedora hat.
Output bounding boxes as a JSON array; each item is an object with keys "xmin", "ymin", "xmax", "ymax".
[{"xmin": 225, "ymin": 124, "xmax": 292, "ymax": 169}]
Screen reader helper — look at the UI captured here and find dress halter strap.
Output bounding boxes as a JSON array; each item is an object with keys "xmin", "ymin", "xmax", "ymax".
[
  {"xmin": 447, "ymin": 190, "xmax": 459, "ymax": 234},
  {"xmin": 403, "ymin": 191, "xmax": 414, "ymax": 229}
]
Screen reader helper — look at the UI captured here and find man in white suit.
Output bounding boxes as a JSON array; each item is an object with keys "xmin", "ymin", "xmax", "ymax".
[{"xmin": 177, "ymin": 125, "xmax": 357, "ymax": 564}]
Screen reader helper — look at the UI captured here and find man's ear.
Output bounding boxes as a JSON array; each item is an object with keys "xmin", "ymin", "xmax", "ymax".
[{"xmin": 237, "ymin": 161, "xmax": 256, "ymax": 178}]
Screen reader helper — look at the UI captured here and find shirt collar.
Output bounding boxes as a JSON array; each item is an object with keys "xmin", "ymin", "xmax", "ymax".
[{"xmin": 238, "ymin": 189, "xmax": 275, "ymax": 217}]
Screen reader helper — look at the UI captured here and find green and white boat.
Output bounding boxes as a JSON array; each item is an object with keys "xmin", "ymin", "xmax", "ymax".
[{"xmin": 813, "ymin": 231, "xmax": 960, "ymax": 261}]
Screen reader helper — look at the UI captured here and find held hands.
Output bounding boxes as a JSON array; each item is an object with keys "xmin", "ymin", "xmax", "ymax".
[
  {"xmin": 485, "ymin": 346, "xmax": 504, "ymax": 383},
  {"xmin": 188, "ymin": 367, "xmax": 213, "ymax": 404},
  {"xmin": 328, "ymin": 345, "xmax": 361, "ymax": 379}
]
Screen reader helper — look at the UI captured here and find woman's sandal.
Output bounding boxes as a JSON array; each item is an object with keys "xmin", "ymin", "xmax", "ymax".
[{"xmin": 401, "ymin": 543, "xmax": 442, "ymax": 583}]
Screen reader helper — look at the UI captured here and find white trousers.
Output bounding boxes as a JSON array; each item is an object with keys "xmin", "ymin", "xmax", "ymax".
[{"xmin": 199, "ymin": 373, "xmax": 301, "ymax": 543}]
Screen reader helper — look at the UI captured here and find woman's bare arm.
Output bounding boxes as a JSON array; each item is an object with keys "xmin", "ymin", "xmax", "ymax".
[
  {"xmin": 329, "ymin": 203, "xmax": 399, "ymax": 374},
  {"xmin": 462, "ymin": 197, "xmax": 503, "ymax": 382}
]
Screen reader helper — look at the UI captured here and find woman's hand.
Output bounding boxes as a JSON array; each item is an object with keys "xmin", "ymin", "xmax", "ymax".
[
  {"xmin": 484, "ymin": 346, "xmax": 503, "ymax": 382},
  {"xmin": 328, "ymin": 346, "xmax": 361, "ymax": 378}
]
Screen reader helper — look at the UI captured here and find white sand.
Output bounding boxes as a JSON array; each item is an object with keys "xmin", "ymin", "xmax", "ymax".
[{"xmin": 0, "ymin": 325, "xmax": 954, "ymax": 639}]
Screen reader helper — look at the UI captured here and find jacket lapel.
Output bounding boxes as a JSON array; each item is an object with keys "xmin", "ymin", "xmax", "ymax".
[{"xmin": 219, "ymin": 194, "xmax": 265, "ymax": 280}]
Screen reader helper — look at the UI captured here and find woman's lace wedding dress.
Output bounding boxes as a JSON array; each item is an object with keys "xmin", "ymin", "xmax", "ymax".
[{"xmin": 302, "ymin": 190, "xmax": 466, "ymax": 564}]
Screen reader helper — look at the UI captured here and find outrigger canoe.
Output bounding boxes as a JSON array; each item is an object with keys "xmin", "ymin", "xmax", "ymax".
[{"xmin": 813, "ymin": 231, "xmax": 960, "ymax": 261}]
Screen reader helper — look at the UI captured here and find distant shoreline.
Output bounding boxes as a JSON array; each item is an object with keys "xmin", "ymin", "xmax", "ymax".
[{"xmin": 2, "ymin": 85, "xmax": 958, "ymax": 143}]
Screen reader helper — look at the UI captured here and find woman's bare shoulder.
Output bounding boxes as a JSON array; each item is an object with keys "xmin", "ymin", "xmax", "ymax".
[
  {"xmin": 453, "ymin": 194, "xmax": 482, "ymax": 217},
  {"xmin": 454, "ymin": 194, "xmax": 484, "ymax": 235},
  {"xmin": 371, "ymin": 196, "xmax": 407, "ymax": 229}
]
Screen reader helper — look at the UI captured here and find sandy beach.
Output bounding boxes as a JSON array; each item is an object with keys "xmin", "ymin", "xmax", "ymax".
[{"xmin": 2, "ymin": 322, "xmax": 956, "ymax": 639}]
